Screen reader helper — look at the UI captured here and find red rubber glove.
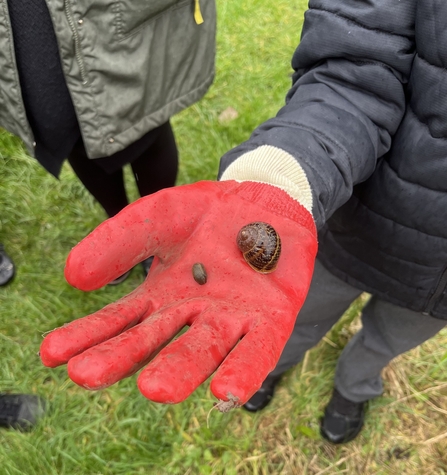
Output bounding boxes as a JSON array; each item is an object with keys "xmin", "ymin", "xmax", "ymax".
[{"xmin": 40, "ymin": 180, "xmax": 317, "ymax": 408}]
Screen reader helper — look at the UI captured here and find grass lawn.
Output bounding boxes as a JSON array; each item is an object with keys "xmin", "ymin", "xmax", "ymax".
[{"xmin": 1, "ymin": 1, "xmax": 446, "ymax": 474}]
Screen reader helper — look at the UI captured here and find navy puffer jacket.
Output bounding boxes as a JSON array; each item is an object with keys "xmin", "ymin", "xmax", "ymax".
[{"xmin": 219, "ymin": 0, "xmax": 447, "ymax": 319}]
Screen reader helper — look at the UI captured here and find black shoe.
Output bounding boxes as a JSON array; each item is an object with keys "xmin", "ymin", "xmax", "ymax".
[
  {"xmin": 107, "ymin": 256, "xmax": 153, "ymax": 285},
  {"xmin": 243, "ymin": 375, "xmax": 282, "ymax": 412},
  {"xmin": 320, "ymin": 388, "xmax": 366, "ymax": 444},
  {"xmin": 0, "ymin": 394, "xmax": 46, "ymax": 431},
  {"xmin": 107, "ymin": 270, "xmax": 131, "ymax": 286},
  {"xmin": 0, "ymin": 245, "xmax": 15, "ymax": 286},
  {"xmin": 141, "ymin": 256, "xmax": 154, "ymax": 277}
]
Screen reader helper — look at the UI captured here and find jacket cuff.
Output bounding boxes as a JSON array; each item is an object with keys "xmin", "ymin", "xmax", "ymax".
[{"xmin": 220, "ymin": 145, "xmax": 313, "ymax": 215}]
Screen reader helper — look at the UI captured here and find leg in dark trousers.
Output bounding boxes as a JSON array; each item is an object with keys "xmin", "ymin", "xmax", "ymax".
[
  {"xmin": 67, "ymin": 144, "xmax": 129, "ymax": 218},
  {"xmin": 335, "ymin": 297, "xmax": 446, "ymax": 402},
  {"xmin": 67, "ymin": 122, "xmax": 178, "ymax": 217},
  {"xmin": 269, "ymin": 259, "xmax": 363, "ymax": 377},
  {"xmin": 243, "ymin": 259, "xmax": 363, "ymax": 412},
  {"xmin": 131, "ymin": 121, "xmax": 178, "ymax": 198},
  {"xmin": 67, "ymin": 122, "xmax": 179, "ymax": 282},
  {"xmin": 129, "ymin": 122, "xmax": 178, "ymax": 276}
]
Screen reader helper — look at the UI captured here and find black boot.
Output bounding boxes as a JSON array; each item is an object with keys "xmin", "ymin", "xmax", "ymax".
[
  {"xmin": 320, "ymin": 388, "xmax": 366, "ymax": 444},
  {"xmin": 141, "ymin": 256, "xmax": 154, "ymax": 277},
  {"xmin": 107, "ymin": 270, "xmax": 131, "ymax": 286},
  {"xmin": 243, "ymin": 375, "xmax": 282, "ymax": 412},
  {"xmin": 0, "ymin": 394, "xmax": 46, "ymax": 431},
  {"xmin": 107, "ymin": 256, "xmax": 154, "ymax": 285},
  {"xmin": 0, "ymin": 245, "xmax": 15, "ymax": 286}
]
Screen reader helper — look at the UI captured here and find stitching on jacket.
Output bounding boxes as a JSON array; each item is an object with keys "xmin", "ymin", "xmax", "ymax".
[
  {"xmin": 272, "ymin": 118, "xmax": 357, "ymax": 190},
  {"xmin": 323, "ymin": 262, "xmax": 433, "ymax": 312},
  {"xmin": 310, "ymin": 6, "xmax": 413, "ymax": 40},
  {"xmin": 416, "ymin": 52, "xmax": 447, "ymax": 73},
  {"xmin": 115, "ymin": 0, "xmax": 190, "ymax": 42},
  {"xmin": 111, "ymin": 73, "xmax": 214, "ymax": 140},
  {"xmin": 111, "ymin": 2, "xmax": 124, "ymax": 38},
  {"xmin": 354, "ymin": 190, "xmax": 447, "ymax": 240},
  {"xmin": 320, "ymin": 252, "xmax": 427, "ymax": 299},
  {"xmin": 324, "ymin": 239, "xmax": 431, "ymax": 292},
  {"xmin": 273, "ymin": 119, "xmax": 352, "ymax": 163},
  {"xmin": 386, "ymin": 156, "xmax": 447, "ymax": 201},
  {"xmin": 405, "ymin": 100, "xmax": 447, "ymax": 146},
  {"xmin": 325, "ymin": 229, "xmax": 438, "ymax": 285},
  {"xmin": 407, "ymin": 102, "xmax": 447, "ymax": 143},
  {"xmin": 63, "ymin": 0, "xmax": 108, "ymax": 153},
  {"xmin": 352, "ymin": 59, "xmax": 397, "ymax": 73}
]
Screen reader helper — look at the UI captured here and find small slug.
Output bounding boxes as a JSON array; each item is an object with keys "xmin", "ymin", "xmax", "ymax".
[
  {"xmin": 192, "ymin": 262, "xmax": 208, "ymax": 285},
  {"xmin": 236, "ymin": 222, "xmax": 281, "ymax": 274}
]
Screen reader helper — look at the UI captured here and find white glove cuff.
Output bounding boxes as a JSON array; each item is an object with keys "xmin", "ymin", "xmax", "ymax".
[{"xmin": 220, "ymin": 145, "xmax": 313, "ymax": 215}]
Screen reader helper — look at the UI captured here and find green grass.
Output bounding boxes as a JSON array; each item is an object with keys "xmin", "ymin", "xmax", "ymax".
[{"xmin": 1, "ymin": 1, "xmax": 447, "ymax": 474}]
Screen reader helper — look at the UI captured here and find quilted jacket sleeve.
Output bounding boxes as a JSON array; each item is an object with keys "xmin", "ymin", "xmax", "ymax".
[{"xmin": 218, "ymin": 0, "xmax": 417, "ymax": 229}]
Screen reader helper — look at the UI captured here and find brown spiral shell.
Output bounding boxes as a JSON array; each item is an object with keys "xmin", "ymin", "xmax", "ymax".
[{"xmin": 236, "ymin": 222, "xmax": 281, "ymax": 274}]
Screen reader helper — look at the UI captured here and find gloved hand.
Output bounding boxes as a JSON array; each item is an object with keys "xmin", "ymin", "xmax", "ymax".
[{"xmin": 40, "ymin": 180, "xmax": 317, "ymax": 408}]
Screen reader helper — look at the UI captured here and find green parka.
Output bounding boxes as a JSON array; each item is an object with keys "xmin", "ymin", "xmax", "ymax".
[{"xmin": 0, "ymin": 0, "xmax": 216, "ymax": 158}]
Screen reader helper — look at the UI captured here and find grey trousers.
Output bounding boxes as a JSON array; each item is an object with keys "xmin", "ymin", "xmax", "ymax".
[{"xmin": 270, "ymin": 260, "xmax": 446, "ymax": 402}]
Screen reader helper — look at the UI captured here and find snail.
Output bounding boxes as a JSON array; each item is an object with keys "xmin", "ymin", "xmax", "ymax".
[
  {"xmin": 192, "ymin": 262, "xmax": 208, "ymax": 285},
  {"xmin": 236, "ymin": 222, "xmax": 281, "ymax": 274}
]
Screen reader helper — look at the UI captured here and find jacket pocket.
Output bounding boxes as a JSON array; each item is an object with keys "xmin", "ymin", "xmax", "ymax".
[{"xmin": 113, "ymin": 0, "xmax": 193, "ymax": 39}]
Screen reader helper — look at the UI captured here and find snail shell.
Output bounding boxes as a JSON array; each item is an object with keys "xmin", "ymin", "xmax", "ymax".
[
  {"xmin": 192, "ymin": 262, "xmax": 208, "ymax": 285},
  {"xmin": 236, "ymin": 222, "xmax": 281, "ymax": 274}
]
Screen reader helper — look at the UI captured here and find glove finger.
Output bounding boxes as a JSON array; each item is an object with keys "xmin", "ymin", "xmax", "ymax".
[
  {"xmin": 210, "ymin": 320, "xmax": 288, "ymax": 405},
  {"xmin": 137, "ymin": 312, "xmax": 245, "ymax": 404},
  {"xmin": 67, "ymin": 299, "xmax": 208, "ymax": 390},
  {"xmin": 65, "ymin": 184, "xmax": 215, "ymax": 291},
  {"xmin": 40, "ymin": 287, "xmax": 150, "ymax": 367}
]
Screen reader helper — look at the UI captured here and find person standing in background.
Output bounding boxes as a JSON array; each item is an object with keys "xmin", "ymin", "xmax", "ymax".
[{"xmin": 1, "ymin": 0, "xmax": 216, "ymax": 282}]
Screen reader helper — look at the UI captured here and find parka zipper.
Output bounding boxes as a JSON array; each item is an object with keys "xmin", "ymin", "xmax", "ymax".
[
  {"xmin": 423, "ymin": 265, "xmax": 447, "ymax": 315},
  {"xmin": 194, "ymin": 0, "xmax": 204, "ymax": 24},
  {"xmin": 64, "ymin": 0, "xmax": 88, "ymax": 84}
]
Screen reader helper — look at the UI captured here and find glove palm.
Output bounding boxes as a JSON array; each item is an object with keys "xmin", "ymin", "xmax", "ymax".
[{"xmin": 40, "ymin": 180, "xmax": 317, "ymax": 406}]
